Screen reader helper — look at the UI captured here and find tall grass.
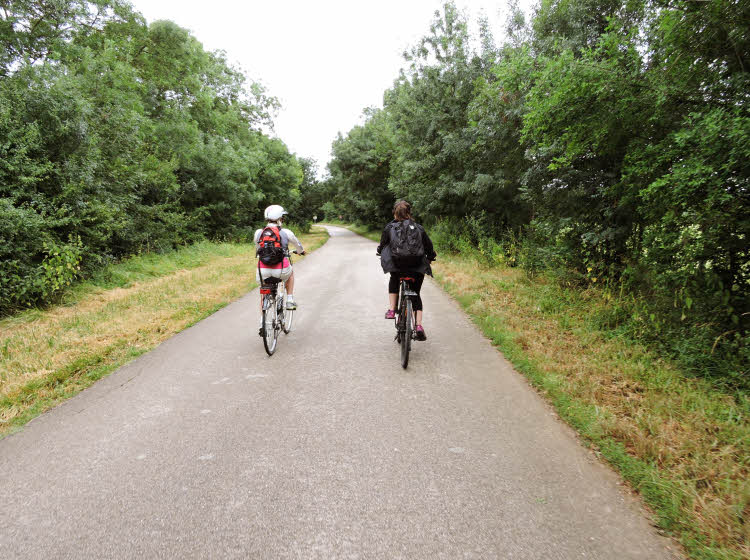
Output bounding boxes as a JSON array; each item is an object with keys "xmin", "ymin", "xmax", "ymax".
[{"xmin": 427, "ymin": 218, "xmax": 748, "ymax": 395}]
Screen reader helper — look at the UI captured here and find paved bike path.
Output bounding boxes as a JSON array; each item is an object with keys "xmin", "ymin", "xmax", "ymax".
[{"xmin": 0, "ymin": 226, "xmax": 679, "ymax": 559}]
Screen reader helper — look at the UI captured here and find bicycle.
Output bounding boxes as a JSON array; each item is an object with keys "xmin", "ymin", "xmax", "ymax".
[
  {"xmin": 394, "ymin": 275, "xmax": 419, "ymax": 368},
  {"xmin": 259, "ymin": 250, "xmax": 297, "ymax": 356}
]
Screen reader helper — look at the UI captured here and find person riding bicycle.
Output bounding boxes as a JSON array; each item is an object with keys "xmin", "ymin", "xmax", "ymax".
[
  {"xmin": 376, "ymin": 200, "xmax": 436, "ymax": 341},
  {"xmin": 255, "ymin": 205, "xmax": 305, "ymax": 315}
]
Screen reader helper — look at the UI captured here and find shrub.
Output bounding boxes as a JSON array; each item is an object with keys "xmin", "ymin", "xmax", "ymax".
[{"xmin": 39, "ymin": 236, "xmax": 83, "ymax": 299}]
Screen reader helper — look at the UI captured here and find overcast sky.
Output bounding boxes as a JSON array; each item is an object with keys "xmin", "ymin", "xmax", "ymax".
[{"xmin": 128, "ymin": 0, "xmax": 533, "ymax": 175}]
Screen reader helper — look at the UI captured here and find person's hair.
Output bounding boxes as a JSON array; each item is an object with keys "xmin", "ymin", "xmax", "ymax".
[{"xmin": 393, "ymin": 200, "xmax": 412, "ymax": 221}]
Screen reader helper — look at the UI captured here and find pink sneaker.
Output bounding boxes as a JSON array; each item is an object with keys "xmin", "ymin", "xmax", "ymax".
[
  {"xmin": 415, "ymin": 325, "xmax": 427, "ymax": 341},
  {"xmin": 384, "ymin": 309, "xmax": 396, "ymax": 319}
]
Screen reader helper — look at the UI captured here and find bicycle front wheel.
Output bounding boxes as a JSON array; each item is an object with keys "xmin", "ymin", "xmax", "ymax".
[
  {"xmin": 262, "ymin": 295, "xmax": 278, "ymax": 356},
  {"xmin": 282, "ymin": 306, "xmax": 294, "ymax": 334},
  {"xmin": 401, "ymin": 299, "xmax": 412, "ymax": 369},
  {"xmin": 280, "ymin": 287, "xmax": 294, "ymax": 334}
]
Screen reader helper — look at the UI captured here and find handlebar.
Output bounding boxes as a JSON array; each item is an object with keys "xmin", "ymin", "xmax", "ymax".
[{"xmin": 255, "ymin": 250, "xmax": 305, "ymax": 258}]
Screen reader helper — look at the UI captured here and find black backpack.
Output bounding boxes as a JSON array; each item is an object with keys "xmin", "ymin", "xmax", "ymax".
[
  {"xmin": 389, "ymin": 219, "xmax": 425, "ymax": 267},
  {"xmin": 258, "ymin": 226, "xmax": 285, "ymax": 265}
]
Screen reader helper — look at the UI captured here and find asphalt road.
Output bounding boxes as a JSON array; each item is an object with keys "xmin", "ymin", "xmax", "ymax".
[{"xmin": 0, "ymin": 226, "xmax": 680, "ymax": 559}]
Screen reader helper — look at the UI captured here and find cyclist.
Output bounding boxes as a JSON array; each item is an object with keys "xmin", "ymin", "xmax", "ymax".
[
  {"xmin": 255, "ymin": 205, "xmax": 305, "ymax": 317},
  {"xmin": 376, "ymin": 200, "xmax": 436, "ymax": 341}
]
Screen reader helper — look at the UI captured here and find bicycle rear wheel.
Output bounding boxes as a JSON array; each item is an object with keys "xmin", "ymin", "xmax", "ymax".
[
  {"xmin": 401, "ymin": 299, "xmax": 412, "ymax": 368},
  {"xmin": 262, "ymin": 295, "xmax": 278, "ymax": 356}
]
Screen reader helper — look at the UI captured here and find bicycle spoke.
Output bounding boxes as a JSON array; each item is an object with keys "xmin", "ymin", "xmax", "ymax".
[{"xmin": 262, "ymin": 294, "xmax": 278, "ymax": 355}]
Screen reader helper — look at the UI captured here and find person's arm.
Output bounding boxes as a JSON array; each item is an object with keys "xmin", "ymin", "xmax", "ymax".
[
  {"xmin": 253, "ymin": 229, "xmax": 261, "ymax": 255},
  {"xmin": 422, "ymin": 229, "xmax": 437, "ymax": 261},
  {"xmin": 376, "ymin": 224, "xmax": 390, "ymax": 254},
  {"xmin": 283, "ymin": 229, "xmax": 305, "ymax": 254}
]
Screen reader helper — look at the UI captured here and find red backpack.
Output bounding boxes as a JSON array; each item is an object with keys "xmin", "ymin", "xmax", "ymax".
[{"xmin": 258, "ymin": 226, "xmax": 285, "ymax": 265}]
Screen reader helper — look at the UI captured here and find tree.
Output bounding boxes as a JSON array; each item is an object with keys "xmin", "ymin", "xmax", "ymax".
[
  {"xmin": 327, "ymin": 107, "xmax": 395, "ymax": 226},
  {"xmin": 0, "ymin": 3, "xmax": 301, "ymax": 311}
]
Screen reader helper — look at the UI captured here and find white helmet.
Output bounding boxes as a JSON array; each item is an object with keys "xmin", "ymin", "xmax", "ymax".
[{"xmin": 264, "ymin": 204, "xmax": 288, "ymax": 222}]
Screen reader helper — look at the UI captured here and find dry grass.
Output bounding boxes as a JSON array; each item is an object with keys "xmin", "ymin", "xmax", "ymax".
[
  {"xmin": 0, "ymin": 229, "xmax": 328, "ymax": 434},
  {"xmin": 433, "ymin": 255, "xmax": 749, "ymax": 560}
]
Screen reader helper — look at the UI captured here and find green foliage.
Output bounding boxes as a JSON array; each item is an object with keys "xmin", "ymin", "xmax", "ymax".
[
  {"xmin": 430, "ymin": 216, "xmax": 514, "ymax": 268},
  {"xmin": 290, "ymin": 157, "xmax": 322, "ymax": 225},
  {"xmin": 324, "ymin": 107, "xmax": 396, "ymax": 227},
  {"xmin": 0, "ymin": 1, "xmax": 308, "ymax": 313},
  {"xmin": 39, "ymin": 236, "xmax": 83, "ymax": 298},
  {"xmin": 384, "ymin": 3, "xmax": 529, "ymax": 234},
  {"xmin": 326, "ymin": 1, "xmax": 748, "ymax": 391},
  {"xmin": 0, "ymin": 198, "xmax": 48, "ymax": 312}
]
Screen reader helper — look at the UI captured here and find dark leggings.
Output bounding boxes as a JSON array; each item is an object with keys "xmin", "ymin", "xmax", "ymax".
[{"xmin": 389, "ymin": 272, "xmax": 424, "ymax": 312}]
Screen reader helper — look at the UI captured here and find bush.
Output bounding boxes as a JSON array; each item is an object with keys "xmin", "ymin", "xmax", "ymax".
[
  {"xmin": 286, "ymin": 219, "xmax": 311, "ymax": 234},
  {"xmin": 0, "ymin": 200, "xmax": 48, "ymax": 312},
  {"xmin": 38, "ymin": 236, "xmax": 83, "ymax": 300}
]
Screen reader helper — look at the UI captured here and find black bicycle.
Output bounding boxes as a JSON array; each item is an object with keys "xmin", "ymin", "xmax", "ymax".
[
  {"xmin": 394, "ymin": 275, "xmax": 419, "ymax": 368},
  {"xmin": 259, "ymin": 251, "xmax": 297, "ymax": 356}
]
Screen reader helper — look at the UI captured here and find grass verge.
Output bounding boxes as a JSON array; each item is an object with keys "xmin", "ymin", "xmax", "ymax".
[
  {"xmin": 0, "ymin": 228, "xmax": 329, "ymax": 437},
  {"xmin": 339, "ymin": 223, "xmax": 748, "ymax": 560},
  {"xmin": 435, "ymin": 255, "xmax": 748, "ymax": 560}
]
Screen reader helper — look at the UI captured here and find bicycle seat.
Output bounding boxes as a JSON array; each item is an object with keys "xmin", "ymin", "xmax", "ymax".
[{"xmin": 262, "ymin": 277, "xmax": 282, "ymax": 285}]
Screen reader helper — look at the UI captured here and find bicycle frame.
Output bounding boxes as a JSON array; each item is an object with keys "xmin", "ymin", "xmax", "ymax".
[{"xmin": 394, "ymin": 276, "xmax": 418, "ymax": 368}]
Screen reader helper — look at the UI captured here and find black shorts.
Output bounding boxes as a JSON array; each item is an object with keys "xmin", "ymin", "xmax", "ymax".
[{"xmin": 389, "ymin": 272, "xmax": 424, "ymax": 312}]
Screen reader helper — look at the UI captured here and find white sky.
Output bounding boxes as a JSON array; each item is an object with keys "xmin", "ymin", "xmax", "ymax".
[{"xmin": 128, "ymin": 0, "xmax": 533, "ymax": 175}]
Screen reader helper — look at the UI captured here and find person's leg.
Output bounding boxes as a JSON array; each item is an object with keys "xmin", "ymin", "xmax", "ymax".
[
  {"xmin": 411, "ymin": 274, "xmax": 427, "ymax": 340},
  {"xmin": 285, "ymin": 271, "xmax": 294, "ymax": 295},
  {"xmin": 257, "ymin": 270, "xmax": 264, "ymax": 334},
  {"xmin": 284, "ymin": 267, "xmax": 298, "ymax": 310},
  {"xmin": 257, "ymin": 272, "xmax": 264, "ymax": 334},
  {"xmin": 258, "ymin": 274, "xmax": 266, "ymax": 310},
  {"xmin": 412, "ymin": 274, "xmax": 425, "ymax": 322},
  {"xmin": 386, "ymin": 274, "xmax": 399, "ymax": 318}
]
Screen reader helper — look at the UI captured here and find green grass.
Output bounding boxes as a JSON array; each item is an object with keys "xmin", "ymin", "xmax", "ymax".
[
  {"xmin": 77, "ymin": 240, "xmax": 249, "ymax": 292},
  {"xmin": 0, "ymin": 228, "xmax": 330, "ymax": 437},
  {"xmin": 0, "ymin": 345, "xmax": 147, "ymax": 437}
]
